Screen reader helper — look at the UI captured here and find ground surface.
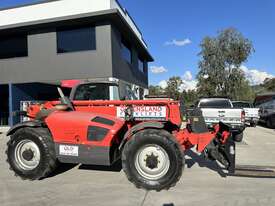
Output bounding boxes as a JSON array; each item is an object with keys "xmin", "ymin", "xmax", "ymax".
[{"xmin": 0, "ymin": 126, "xmax": 275, "ymax": 206}]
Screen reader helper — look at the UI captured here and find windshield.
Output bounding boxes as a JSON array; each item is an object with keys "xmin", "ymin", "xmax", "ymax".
[
  {"xmin": 232, "ymin": 102, "xmax": 251, "ymax": 108},
  {"xmin": 199, "ymin": 99, "xmax": 232, "ymax": 108},
  {"xmin": 74, "ymin": 83, "xmax": 111, "ymax": 100}
]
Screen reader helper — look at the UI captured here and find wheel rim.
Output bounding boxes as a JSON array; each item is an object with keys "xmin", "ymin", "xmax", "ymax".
[
  {"xmin": 135, "ymin": 144, "xmax": 170, "ymax": 180},
  {"xmin": 14, "ymin": 140, "xmax": 41, "ymax": 170}
]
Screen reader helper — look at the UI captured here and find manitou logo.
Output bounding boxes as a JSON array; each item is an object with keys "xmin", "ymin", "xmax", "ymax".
[{"xmin": 117, "ymin": 106, "xmax": 166, "ymax": 120}]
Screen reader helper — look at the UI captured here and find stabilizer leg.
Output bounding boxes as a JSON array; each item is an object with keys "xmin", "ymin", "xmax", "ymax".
[{"xmin": 225, "ymin": 136, "xmax": 236, "ymax": 174}]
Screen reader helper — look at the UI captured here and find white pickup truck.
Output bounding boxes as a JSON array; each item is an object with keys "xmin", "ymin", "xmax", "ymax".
[
  {"xmin": 193, "ymin": 98, "xmax": 246, "ymax": 142},
  {"xmin": 232, "ymin": 101, "xmax": 259, "ymax": 127}
]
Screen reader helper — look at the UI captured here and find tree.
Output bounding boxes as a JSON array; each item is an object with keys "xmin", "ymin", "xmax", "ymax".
[
  {"xmin": 164, "ymin": 76, "xmax": 183, "ymax": 100},
  {"xmin": 148, "ymin": 85, "xmax": 164, "ymax": 95},
  {"xmin": 181, "ymin": 90, "xmax": 199, "ymax": 106},
  {"xmin": 197, "ymin": 28, "xmax": 255, "ymax": 100},
  {"xmin": 263, "ymin": 78, "xmax": 275, "ymax": 91}
]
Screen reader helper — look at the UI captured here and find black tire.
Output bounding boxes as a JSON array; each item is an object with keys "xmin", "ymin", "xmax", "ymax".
[
  {"xmin": 122, "ymin": 129, "xmax": 184, "ymax": 191},
  {"xmin": 6, "ymin": 127, "xmax": 57, "ymax": 180},
  {"xmin": 233, "ymin": 132, "xmax": 244, "ymax": 142},
  {"xmin": 267, "ymin": 117, "xmax": 275, "ymax": 129}
]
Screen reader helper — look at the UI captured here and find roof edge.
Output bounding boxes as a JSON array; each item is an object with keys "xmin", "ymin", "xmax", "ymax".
[{"xmin": 0, "ymin": 0, "xmax": 60, "ymax": 12}]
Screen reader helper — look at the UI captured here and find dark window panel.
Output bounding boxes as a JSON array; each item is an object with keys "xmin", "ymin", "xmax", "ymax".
[
  {"xmin": 57, "ymin": 26, "xmax": 96, "ymax": 53},
  {"xmin": 0, "ymin": 35, "xmax": 28, "ymax": 59},
  {"xmin": 199, "ymin": 100, "xmax": 232, "ymax": 108},
  {"xmin": 121, "ymin": 38, "xmax": 132, "ymax": 64},
  {"xmin": 74, "ymin": 83, "xmax": 110, "ymax": 100},
  {"xmin": 138, "ymin": 57, "xmax": 145, "ymax": 73}
]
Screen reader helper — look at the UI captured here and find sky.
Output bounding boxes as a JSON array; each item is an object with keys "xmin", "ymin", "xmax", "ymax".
[{"xmin": 1, "ymin": 0, "xmax": 275, "ymax": 89}]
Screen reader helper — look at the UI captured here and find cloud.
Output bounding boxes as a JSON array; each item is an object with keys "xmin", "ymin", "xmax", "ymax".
[
  {"xmin": 181, "ymin": 80, "xmax": 198, "ymax": 91},
  {"xmin": 181, "ymin": 71, "xmax": 197, "ymax": 91},
  {"xmin": 164, "ymin": 38, "xmax": 192, "ymax": 47},
  {"xmin": 158, "ymin": 80, "xmax": 168, "ymax": 89},
  {"xmin": 182, "ymin": 71, "xmax": 193, "ymax": 81},
  {"xmin": 150, "ymin": 66, "xmax": 168, "ymax": 74},
  {"xmin": 157, "ymin": 71, "xmax": 198, "ymax": 91},
  {"xmin": 240, "ymin": 65, "xmax": 274, "ymax": 85}
]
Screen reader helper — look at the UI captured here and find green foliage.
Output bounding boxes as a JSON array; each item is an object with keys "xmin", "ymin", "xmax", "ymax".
[
  {"xmin": 164, "ymin": 76, "xmax": 183, "ymax": 100},
  {"xmin": 148, "ymin": 85, "xmax": 164, "ymax": 95},
  {"xmin": 181, "ymin": 90, "xmax": 199, "ymax": 106},
  {"xmin": 149, "ymin": 76, "xmax": 198, "ymax": 107},
  {"xmin": 197, "ymin": 28, "xmax": 255, "ymax": 100},
  {"xmin": 263, "ymin": 78, "xmax": 275, "ymax": 91}
]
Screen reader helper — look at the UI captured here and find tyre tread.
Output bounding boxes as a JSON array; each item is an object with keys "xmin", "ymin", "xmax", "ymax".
[
  {"xmin": 122, "ymin": 129, "xmax": 183, "ymax": 191},
  {"xmin": 6, "ymin": 127, "xmax": 57, "ymax": 180}
]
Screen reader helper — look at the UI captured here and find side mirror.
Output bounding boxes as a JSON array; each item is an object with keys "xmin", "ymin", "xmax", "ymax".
[{"xmin": 190, "ymin": 105, "xmax": 195, "ymax": 108}]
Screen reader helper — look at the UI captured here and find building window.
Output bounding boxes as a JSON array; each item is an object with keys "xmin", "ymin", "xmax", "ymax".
[
  {"xmin": 121, "ymin": 38, "xmax": 132, "ymax": 64},
  {"xmin": 138, "ymin": 57, "xmax": 145, "ymax": 73},
  {"xmin": 0, "ymin": 35, "xmax": 28, "ymax": 59},
  {"xmin": 57, "ymin": 26, "xmax": 96, "ymax": 53}
]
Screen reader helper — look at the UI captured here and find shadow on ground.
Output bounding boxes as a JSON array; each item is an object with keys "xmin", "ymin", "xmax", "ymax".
[
  {"xmin": 43, "ymin": 150, "xmax": 275, "ymax": 180},
  {"xmin": 185, "ymin": 150, "xmax": 275, "ymax": 179},
  {"xmin": 257, "ymin": 122, "xmax": 275, "ymax": 130},
  {"xmin": 79, "ymin": 160, "xmax": 122, "ymax": 172},
  {"xmin": 42, "ymin": 161, "xmax": 122, "ymax": 179},
  {"xmin": 185, "ymin": 149, "xmax": 227, "ymax": 177},
  {"xmin": 44, "ymin": 163, "xmax": 78, "ymax": 179}
]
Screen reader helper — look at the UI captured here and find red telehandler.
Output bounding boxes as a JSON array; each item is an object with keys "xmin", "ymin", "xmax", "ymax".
[{"xmin": 6, "ymin": 87, "xmax": 235, "ymax": 191}]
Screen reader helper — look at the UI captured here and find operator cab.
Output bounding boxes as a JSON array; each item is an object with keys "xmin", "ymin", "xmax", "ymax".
[
  {"xmin": 70, "ymin": 81, "xmax": 139, "ymax": 101},
  {"xmin": 70, "ymin": 82, "xmax": 120, "ymax": 101}
]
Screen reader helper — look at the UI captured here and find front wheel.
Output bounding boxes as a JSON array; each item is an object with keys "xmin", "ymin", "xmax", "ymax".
[
  {"xmin": 122, "ymin": 129, "xmax": 184, "ymax": 191},
  {"xmin": 6, "ymin": 127, "xmax": 57, "ymax": 180}
]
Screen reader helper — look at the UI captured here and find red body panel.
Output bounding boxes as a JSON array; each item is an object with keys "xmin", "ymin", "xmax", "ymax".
[
  {"xmin": 45, "ymin": 111, "xmax": 125, "ymax": 147},
  {"xmin": 65, "ymin": 100, "xmax": 181, "ymax": 126}
]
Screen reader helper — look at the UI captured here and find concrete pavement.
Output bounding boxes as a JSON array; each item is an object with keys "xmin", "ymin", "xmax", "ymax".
[{"xmin": 0, "ymin": 126, "xmax": 275, "ymax": 206}]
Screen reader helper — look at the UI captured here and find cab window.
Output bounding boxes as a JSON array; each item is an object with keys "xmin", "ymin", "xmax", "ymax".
[{"xmin": 74, "ymin": 84, "xmax": 110, "ymax": 100}]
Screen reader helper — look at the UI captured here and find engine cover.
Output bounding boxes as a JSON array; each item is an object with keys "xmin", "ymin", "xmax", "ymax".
[{"xmin": 45, "ymin": 111, "xmax": 125, "ymax": 165}]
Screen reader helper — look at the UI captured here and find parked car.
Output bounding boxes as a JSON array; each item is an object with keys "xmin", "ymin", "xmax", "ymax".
[
  {"xmin": 190, "ymin": 97, "xmax": 245, "ymax": 142},
  {"xmin": 254, "ymin": 93, "xmax": 275, "ymax": 128},
  {"xmin": 232, "ymin": 101, "xmax": 259, "ymax": 127}
]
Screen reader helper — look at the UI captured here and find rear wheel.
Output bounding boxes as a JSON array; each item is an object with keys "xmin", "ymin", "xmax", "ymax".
[
  {"xmin": 122, "ymin": 129, "xmax": 184, "ymax": 191},
  {"xmin": 233, "ymin": 132, "xmax": 243, "ymax": 142},
  {"xmin": 6, "ymin": 127, "xmax": 57, "ymax": 180}
]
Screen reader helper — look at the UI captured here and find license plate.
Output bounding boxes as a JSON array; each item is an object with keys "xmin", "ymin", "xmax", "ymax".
[
  {"xmin": 117, "ymin": 106, "xmax": 166, "ymax": 120},
  {"xmin": 59, "ymin": 145, "xmax": 79, "ymax": 157}
]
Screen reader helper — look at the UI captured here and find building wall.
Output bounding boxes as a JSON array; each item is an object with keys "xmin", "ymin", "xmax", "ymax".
[
  {"xmin": 0, "ymin": 24, "xmax": 113, "ymax": 84},
  {"xmin": 0, "ymin": 0, "xmax": 146, "ymax": 47},
  {"xmin": 111, "ymin": 25, "xmax": 148, "ymax": 88}
]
